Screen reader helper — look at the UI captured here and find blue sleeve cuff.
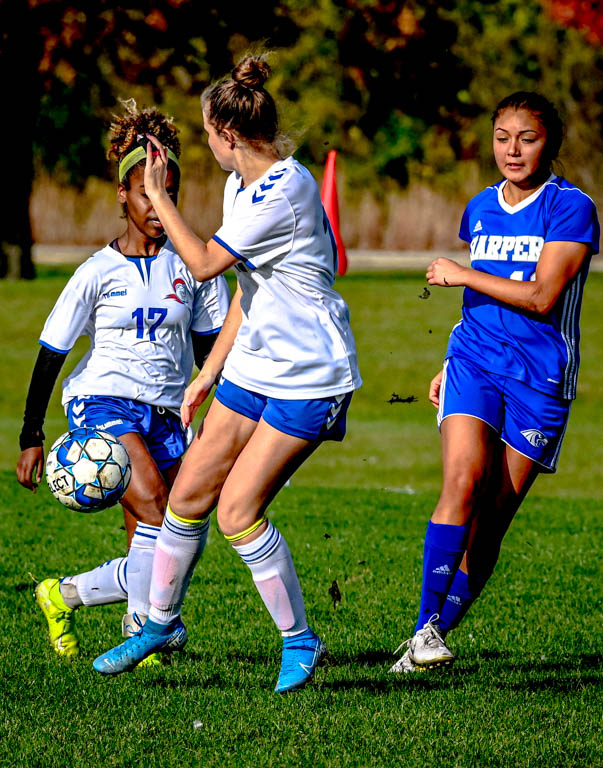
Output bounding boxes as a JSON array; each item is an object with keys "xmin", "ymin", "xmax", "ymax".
[
  {"xmin": 39, "ymin": 339, "xmax": 71, "ymax": 354},
  {"xmin": 212, "ymin": 235, "xmax": 256, "ymax": 270},
  {"xmin": 191, "ymin": 327, "xmax": 222, "ymax": 336}
]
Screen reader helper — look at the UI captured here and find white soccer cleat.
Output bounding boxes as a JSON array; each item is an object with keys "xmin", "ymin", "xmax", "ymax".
[
  {"xmin": 408, "ymin": 614, "xmax": 454, "ymax": 668},
  {"xmin": 389, "ymin": 648, "xmax": 423, "ymax": 674}
]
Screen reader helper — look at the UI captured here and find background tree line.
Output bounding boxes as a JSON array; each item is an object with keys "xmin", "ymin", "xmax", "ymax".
[{"xmin": 1, "ymin": 0, "xmax": 601, "ymax": 277}]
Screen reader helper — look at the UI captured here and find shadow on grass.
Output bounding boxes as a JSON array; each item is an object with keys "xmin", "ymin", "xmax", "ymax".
[
  {"xmin": 99, "ymin": 646, "xmax": 602, "ymax": 695},
  {"xmin": 475, "ymin": 649, "xmax": 602, "ymax": 672},
  {"xmin": 323, "ymin": 648, "xmax": 603, "ymax": 693}
]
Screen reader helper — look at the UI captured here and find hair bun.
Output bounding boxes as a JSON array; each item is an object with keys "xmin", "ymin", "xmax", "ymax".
[{"xmin": 232, "ymin": 55, "xmax": 271, "ymax": 90}]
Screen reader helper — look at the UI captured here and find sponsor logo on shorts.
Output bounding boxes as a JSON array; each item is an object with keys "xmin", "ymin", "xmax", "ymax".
[
  {"xmin": 521, "ymin": 429, "xmax": 549, "ymax": 447},
  {"xmin": 96, "ymin": 419, "xmax": 124, "ymax": 430}
]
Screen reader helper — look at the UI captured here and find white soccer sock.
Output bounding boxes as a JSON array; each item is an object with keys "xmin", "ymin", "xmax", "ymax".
[
  {"xmin": 232, "ymin": 521, "xmax": 307, "ymax": 636},
  {"xmin": 148, "ymin": 506, "xmax": 210, "ymax": 624},
  {"xmin": 61, "ymin": 557, "xmax": 128, "ymax": 607},
  {"xmin": 126, "ymin": 522, "xmax": 161, "ymax": 617}
]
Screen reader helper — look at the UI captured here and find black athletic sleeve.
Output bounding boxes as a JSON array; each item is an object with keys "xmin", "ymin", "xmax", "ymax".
[
  {"xmin": 191, "ymin": 331, "xmax": 219, "ymax": 371},
  {"xmin": 19, "ymin": 346, "xmax": 68, "ymax": 450}
]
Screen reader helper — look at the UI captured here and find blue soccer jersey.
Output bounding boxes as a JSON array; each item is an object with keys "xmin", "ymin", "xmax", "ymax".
[{"xmin": 446, "ymin": 175, "xmax": 600, "ymax": 399}]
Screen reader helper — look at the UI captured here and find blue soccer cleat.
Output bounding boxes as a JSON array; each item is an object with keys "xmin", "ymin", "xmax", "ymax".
[
  {"xmin": 275, "ymin": 628, "xmax": 327, "ymax": 693},
  {"xmin": 93, "ymin": 616, "xmax": 187, "ymax": 676}
]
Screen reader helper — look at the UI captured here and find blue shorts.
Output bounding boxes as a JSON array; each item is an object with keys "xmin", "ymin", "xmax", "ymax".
[
  {"xmin": 66, "ymin": 396, "xmax": 187, "ymax": 470},
  {"xmin": 438, "ymin": 356, "xmax": 571, "ymax": 473},
  {"xmin": 215, "ymin": 378, "xmax": 353, "ymax": 442}
]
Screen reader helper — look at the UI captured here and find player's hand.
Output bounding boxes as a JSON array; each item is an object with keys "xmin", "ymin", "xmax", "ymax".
[
  {"xmin": 16, "ymin": 446, "xmax": 44, "ymax": 491},
  {"xmin": 426, "ymin": 257, "xmax": 467, "ymax": 287},
  {"xmin": 428, "ymin": 369, "xmax": 443, "ymax": 408},
  {"xmin": 181, "ymin": 372, "xmax": 215, "ymax": 428},
  {"xmin": 144, "ymin": 134, "xmax": 169, "ymax": 201}
]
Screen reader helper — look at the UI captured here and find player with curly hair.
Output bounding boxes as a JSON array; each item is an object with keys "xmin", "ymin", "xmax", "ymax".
[
  {"xmin": 17, "ymin": 101, "xmax": 230, "ymax": 664},
  {"xmin": 93, "ymin": 55, "xmax": 362, "ymax": 692}
]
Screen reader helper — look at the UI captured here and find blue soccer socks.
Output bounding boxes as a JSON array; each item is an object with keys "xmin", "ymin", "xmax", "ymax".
[
  {"xmin": 438, "ymin": 568, "xmax": 488, "ymax": 635},
  {"xmin": 414, "ymin": 521, "xmax": 469, "ymax": 633}
]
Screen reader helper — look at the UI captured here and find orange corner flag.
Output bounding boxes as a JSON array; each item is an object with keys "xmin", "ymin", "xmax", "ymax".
[{"xmin": 321, "ymin": 150, "xmax": 348, "ymax": 276}]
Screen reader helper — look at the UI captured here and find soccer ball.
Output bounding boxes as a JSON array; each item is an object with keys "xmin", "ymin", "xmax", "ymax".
[{"xmin": 46, "ymin": 428, "xmax": 131, "ymax": 512}]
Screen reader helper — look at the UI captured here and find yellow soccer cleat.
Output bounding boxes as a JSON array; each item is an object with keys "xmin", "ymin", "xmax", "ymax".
[{"xmin": 35, "ymin": 578, "xmax": 79, "ymax": 658}]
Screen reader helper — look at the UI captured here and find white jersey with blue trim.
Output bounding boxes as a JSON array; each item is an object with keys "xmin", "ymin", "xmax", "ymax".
[
  {"xmin": 212, "ymin": 155, "xmax": 362, "ymax": 398},
  {"xmin": 39, "ymin": 240, "xmax": 230, "ymax": 409},
  {"xmin": 447, "ymin": 175, "xmax": 600, "ymax": 399}
]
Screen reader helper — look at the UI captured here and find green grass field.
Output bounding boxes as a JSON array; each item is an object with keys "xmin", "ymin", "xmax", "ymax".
[{"xmin": 1, "ymin": 266, "xmax": 602, "ymax": 767}]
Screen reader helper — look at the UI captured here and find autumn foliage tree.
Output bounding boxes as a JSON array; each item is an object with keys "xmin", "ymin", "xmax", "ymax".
[
  {"xmin": 1, "ymin": 0, "xmax": 601, "ymax": 278},
  {"xmin": 0, "ymin": 0, "xmax": 297, "ymax": 278}
]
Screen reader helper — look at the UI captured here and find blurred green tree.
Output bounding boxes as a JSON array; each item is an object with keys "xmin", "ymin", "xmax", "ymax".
[
  {"xmin": 2, "ymin": 0, "xmax": 600, "ymax": 277},
  {"xmin": 0, "ymin": 0, "xmax": 297, "ymax": 278},
  {"xmin": 271, "ymin": 0, "xmax": 601, "ymax": 197}
]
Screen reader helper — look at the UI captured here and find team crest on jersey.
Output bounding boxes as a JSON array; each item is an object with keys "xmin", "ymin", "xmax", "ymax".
[
  {"xmin": 164, "ymin": 278, "xmax": 190, "ymax": 304},
  {"xmin": 521, "ymin": 429, "xmax": 548, "ymax": 447}
]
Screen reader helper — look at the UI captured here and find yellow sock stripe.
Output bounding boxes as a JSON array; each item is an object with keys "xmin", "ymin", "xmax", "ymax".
[
  {"xmin": 223, "ymin": 516, "xmax": 267, "ymax": 542},
  {"xmin": 166, "ymin": 503, "xmax": 210, "ymax": 526}
]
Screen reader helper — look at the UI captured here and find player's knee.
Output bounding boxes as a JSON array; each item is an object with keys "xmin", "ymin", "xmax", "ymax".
[
  {"xmin": 168, "ymin": 485, "xmax": 217, "ymax": 521},
  {"xmin": 442, "ymin": 465, "xmax": 486, "ymax": 506},
  {"xmin": 216, "ymin": 496, "xmax": 258, "ymax": 539},
  {"xmin": 123, "ymin": 481, "xmax": 169, "ymax": 526}
]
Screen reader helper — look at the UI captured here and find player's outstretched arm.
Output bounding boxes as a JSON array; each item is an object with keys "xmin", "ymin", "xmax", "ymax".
[
  {"xmin": 17, "ymin": 346, "xmax": 67, "ymax": 491},
  {"xmin": 426, "ymin": 241, "xmax": 590, "ymax": 314},
  {"xmin": 143, "ymin": 136, "xmax": 237, "ymax": 281},
  {"xmin": 181, "ymin": 286, "xmax": 243, "ymax": 427}
]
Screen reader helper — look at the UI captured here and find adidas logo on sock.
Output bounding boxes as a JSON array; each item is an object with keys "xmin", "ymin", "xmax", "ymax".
[
  {"xmin": 432, "ymin": 564, "xmax": 452, "ymax": 575},
  {"xmin": 446, "ymin": 594, "xmax": 463, "ymax": 605}
]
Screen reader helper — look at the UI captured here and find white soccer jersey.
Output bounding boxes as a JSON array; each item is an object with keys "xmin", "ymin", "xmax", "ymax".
[
  {"xmin": 213, "ymin": 156, "xmax": 362, "ymax": 398},
  {"xmin": 39, "ymin": 240, "xmax": 230, "ymax": 409}
]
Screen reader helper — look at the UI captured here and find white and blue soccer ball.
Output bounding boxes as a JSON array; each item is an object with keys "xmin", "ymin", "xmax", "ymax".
[{"xmin": 46, "ymin": 428, "xmax": 131, "ymax": 512}]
